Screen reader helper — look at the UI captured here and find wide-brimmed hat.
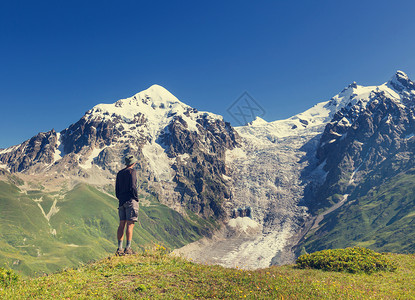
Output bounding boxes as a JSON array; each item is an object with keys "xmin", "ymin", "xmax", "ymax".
[{"xmin": 125, "ymin": 155, "xmax": 137, "ymax": 166}]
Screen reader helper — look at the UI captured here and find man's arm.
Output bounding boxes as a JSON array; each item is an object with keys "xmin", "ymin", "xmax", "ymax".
[
  {"xmin": 130, "ymin": 169, "xmax": 139, "ymax": 200},
  {"xmin": 115, "ymin": 172, "xmax": 120, "ymax": 199}
]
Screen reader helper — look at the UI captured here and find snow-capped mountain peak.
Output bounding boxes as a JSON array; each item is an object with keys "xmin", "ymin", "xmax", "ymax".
[
  {"xmin": 388, "ymin": 70, "xmax": 413, "ymax": 91},
  {"xmin": 125, "ymin": 84, "xmax": 188, "ymax": 109},
  {"xmin": 385, "ymin": 71, "xmax": 415, "ymax": 107},
  {"xmin": 84, "ymin": 84, "xmax": 207, "ymax": 142},
  {"xmin": 247, "ymin": 116, "xmax": 268, "ymax": 126},
  {"xmin": 89, "ymin": 84, "xmax": 191, "ymax": 121}
]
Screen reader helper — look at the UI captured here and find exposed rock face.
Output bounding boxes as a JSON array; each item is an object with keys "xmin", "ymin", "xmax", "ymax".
[
  {"xmin": 164, "ymin": 115, "xmax": 239, "ymax": 218},
  {"xmin": 0, "ymin": 130, "xmax": 58, "ymax": 172},
  {"xmin": 297, "ymin": 71, "xmax": 415, "ymax": 254},
  {"xmin": 313, "ymin": 75, "xmax": 415, "ymax": 212},
  {"xmin": 388, "ymin": 70, "xmax": 415, "ymax": 106}
]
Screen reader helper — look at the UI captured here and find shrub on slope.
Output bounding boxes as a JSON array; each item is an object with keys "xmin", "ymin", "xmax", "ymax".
[{"xmin": 296, "ymin": 247, "xmax": 397, "ymax": 273}]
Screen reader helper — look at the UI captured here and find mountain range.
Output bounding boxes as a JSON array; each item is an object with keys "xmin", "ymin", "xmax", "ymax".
[{"xmin": 1, "ymin": 71, "xmax": 414, "ymax": 275}]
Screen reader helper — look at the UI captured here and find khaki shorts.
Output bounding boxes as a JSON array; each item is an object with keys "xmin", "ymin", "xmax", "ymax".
[{"xmin": 118, "ymin": 201, "xmax": 139, "ymax": 222}]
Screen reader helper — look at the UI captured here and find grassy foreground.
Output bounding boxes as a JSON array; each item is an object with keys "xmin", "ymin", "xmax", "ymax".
[{"xmin": 1, "ymin": 247, "xmax": 414, "ymax": 299}]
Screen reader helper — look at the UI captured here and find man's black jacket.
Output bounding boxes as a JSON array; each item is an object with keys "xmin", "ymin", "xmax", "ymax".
[{"xmin": 115, "ymin": 167, "xmax": 138, "ymax": 207}]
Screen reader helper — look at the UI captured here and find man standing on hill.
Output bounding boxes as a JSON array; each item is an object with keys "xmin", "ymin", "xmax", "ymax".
[{"xmin": 115, "ymin": 154, "xmax": 139, "ymax": 255}]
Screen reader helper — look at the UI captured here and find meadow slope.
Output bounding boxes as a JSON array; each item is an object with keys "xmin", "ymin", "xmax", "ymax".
[{"xmin": 1, "ymin": 247, "xmax": 414, "ymax": 299}]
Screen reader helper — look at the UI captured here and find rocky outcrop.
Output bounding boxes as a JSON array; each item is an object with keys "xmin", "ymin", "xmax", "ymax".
[
  {"xmin": 162, "ymin": 114, "xmax": 239, "ymax": 218},
  {"xmin": 388, "ymin": 70, "xmax": 415, "ymax": 106},
  {"xmin": 61, "ymin": 110, "xmax": 148, "ymax": 155},
  {"xmin": 0, "ymin": 129, "xmax": 58, "ymax": 172},
  {"xmin": 312, "ymin": 87, "xmax": 415, "ymax": 212},
  {"xmin": 298, "ymin": 71, "xmax": 415, "ymax": 216}
]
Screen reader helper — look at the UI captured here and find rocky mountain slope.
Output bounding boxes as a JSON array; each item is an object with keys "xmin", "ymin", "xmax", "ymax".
[{"xmin": 301, "ymin": 71, "xmax": 415, "ymax": 254}]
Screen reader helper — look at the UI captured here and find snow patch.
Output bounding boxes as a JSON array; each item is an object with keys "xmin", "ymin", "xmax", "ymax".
[
  {"xmin": 0, "ymin": 163, "xmax": 9, "ymax": 171},
  {"xmin": 142, "ymin": 142, "xmax": 174, "ymax": 181},
  {"xmin": 79, "ymin": 147, "xmax": 104, "ymax": 169},
  {"xmin": 312, "ymin": 159, "xmax": 328, "ymax": 182},
  {"xmin": 331, "ymin": 131, "xmax": 342, "ymax": 137},
  {"xmin": 222, "ymin": 174, "xmax": 232, "ymax": 181},
  {"xmin": 177, "ymin": 153, "xmax": 190, "ymax": 163},
  {"xmin": 339, "ymin": 117, "xmax": 351, "ymax": 126},
  {"xmin": 225, "ymin": 147, "xmax": 247, "ymax": 162},
  {"xmin": 227, "ymin": 217, "xmax": 262, "ymax": 234},
  {"xmin": 0, "ymin": 145, "xmax": 19, "ymax": 155},
  {"xmin": 349, "ymin": 161, "xmax": 364, "ymax": 185},
  {"xmin": 54, "ymin": 132, "xmax": 64, "ymax": 162},
  {"xmin": 248, "ymin": 116, "xmax": 268, "ymax": 126}
]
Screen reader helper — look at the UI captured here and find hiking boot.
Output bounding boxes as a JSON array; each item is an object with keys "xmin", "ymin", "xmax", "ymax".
[
  {"xmin": 124, "ymin": 247, "xmax": 136, "ymax": 255},
  {"xmin": 115, "ymin": 248, "xmax": 125, "ymax": 256}
]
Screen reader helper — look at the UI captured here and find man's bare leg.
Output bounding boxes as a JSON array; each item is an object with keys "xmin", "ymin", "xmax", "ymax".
[
  {"xmin": 125, "ymin": 221, "xmax": 135, "ymax": 248},
  {"xmin": 116, "ymin": 220, "xmax": 127, "ymax": 254},
  {"xmin": 117, "ymin": 220, "xmax": 127, "ymax": 241}
]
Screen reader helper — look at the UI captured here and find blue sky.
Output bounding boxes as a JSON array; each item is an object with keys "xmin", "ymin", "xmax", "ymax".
[{"xmin": 1, "ymin": 0, "xmax": 415, "ymax": 148}]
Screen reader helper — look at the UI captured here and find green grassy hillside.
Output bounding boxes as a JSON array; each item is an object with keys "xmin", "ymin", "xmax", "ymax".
[
  {"xmin": 0, "ymin": 180, "xmax": 214, "ymax": 277},
  {"xmin": 1, "ymin": 247, "xmax": 414, "ymax": 299},
  {"xmin": 303, "ymin": 169, "xmax": 415, "ymax": 254}
]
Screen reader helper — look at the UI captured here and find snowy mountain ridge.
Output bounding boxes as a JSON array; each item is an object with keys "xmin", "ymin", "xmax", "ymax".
[
  {"xmin": 86, "ymin": 84, "xmax": 222, "ymax": 143},
  {"xmin": 238, "ymin": 71, "xmax": 412, "ymax": 145}
]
